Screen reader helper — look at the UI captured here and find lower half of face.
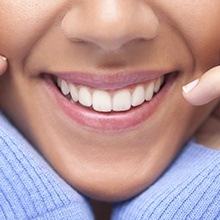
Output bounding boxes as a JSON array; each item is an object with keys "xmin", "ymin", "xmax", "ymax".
[
  {"xmin": 0, "ymin": 0, "xmax": 219, "ymax": 202},
  {"xmin": 0, "ymin": 66, "xmax": 217, "ymax": 201}
]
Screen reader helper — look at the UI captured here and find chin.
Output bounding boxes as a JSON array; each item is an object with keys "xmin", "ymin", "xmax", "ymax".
[{"xmin": 67, "ymin": 174, "xmax": 154, "ymax": 202}]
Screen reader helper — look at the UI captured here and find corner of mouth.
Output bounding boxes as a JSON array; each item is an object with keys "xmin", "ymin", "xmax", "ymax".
[{"xmin": 42, "ymin": 70, "xmax": 179, "ymax": 131}]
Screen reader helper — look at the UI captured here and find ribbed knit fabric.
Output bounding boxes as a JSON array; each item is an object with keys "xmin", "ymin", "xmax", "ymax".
[
  {"xmin": 112, "ymin": 140, "xmax": 220, "ymax": 220},
  {"xmin": 0, "ymin": 112, "xmax": 94, "ymax": 220},
  {"xmin": 1, "ymin": 111, "xmax": 220, "ymax": 220}
]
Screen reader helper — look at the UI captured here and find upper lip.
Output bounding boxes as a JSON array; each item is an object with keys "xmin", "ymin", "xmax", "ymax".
[{"xmin": 47, "ymin": 70, "xmax": 175, "ymax": 90}]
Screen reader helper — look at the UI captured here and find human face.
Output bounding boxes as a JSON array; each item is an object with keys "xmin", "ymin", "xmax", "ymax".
[{"xmin": 0, "ymin": 0, "xmax": 219, "ymax": 201}]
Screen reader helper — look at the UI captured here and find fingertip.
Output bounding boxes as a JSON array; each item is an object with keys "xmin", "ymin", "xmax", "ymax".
[
  {"xmin": 182, "ymin": 90, "xmax": 200, "ymax": 106},
  {"xmin": 1, "ymin": 56, "xmax": 7, "ymax": 61},
  {"xmin": 182, "ymin": 78, "xmax": 203, "ymax": 105},
  {"xmin": 182, "ymin": 65, "xmax": 220, "ymax": 106},
  {"xmin": 0, "ymin": 55, "xmax": 8, "ymax": 75},
  {"xmin": 182, "ymin": 82, "xmax": 215, "ymax": 106},
  {"xmin": 182, "ymin": 79, "xmax": 199, "ymax": 94}
]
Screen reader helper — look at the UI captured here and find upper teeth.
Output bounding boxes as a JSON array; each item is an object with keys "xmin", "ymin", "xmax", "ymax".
[{"xmin": 57, "ymin": 77, "xmax": 164, "ymax": 112}]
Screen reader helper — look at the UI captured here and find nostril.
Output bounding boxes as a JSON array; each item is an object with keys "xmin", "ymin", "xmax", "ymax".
[{"xmin": 61, "ymin": 3, "xmax": 160, "ymax": 52}]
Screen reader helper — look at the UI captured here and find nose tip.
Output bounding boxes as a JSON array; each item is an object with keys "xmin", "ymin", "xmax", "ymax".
[{"xmin": 61, "ymin": 2, "xmax": 160, "ymax": 51}]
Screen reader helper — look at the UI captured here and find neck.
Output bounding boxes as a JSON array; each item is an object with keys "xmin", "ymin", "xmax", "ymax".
[{"xmin": 90, "ymin": 199, "xmax": 113, "ymax": 220}]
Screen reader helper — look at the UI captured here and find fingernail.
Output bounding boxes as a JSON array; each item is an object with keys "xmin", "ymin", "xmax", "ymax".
[
  {"xmin": 1, "ymin": 56, "xmax": 7, "ymax": 61},
  {"xmin": 182, "ymin": 79, "xmax": 199, "ymax": 93}
]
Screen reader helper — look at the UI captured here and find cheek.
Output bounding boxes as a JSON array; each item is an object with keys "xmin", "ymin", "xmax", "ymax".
[
  {"xmin": 0, "ymin": 1, "xmax": 64, "ymax": 59},
  {"xmin": 181, "ymin": 5, "xmax": 220, "ymax": 63},
  {"xmin": 160, "ymin": 1, "xmax": 220, "ymax": 66}
]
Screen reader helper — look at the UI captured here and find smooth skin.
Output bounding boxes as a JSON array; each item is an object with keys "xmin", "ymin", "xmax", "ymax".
[
  {"xmin": 0, "ymin": 58, "xmax": 219, "ymax": 220},
  {"xmin": 0, "ymin": 56, "xmax": 7, "ymax": 74},
  {"xmin": 0, "ymin": 57, "xmax": 219, "ymax": 150},
  {"xmin": 0, "ymin": 1, "xmax": 219, "ymax": 205},
  {"xmin": 182, "ymin": 66, "xmax": 220, "ymax": 150}
]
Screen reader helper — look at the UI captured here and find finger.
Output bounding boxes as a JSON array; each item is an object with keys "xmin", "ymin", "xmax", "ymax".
[
  {"xmin": 0, "ymin": 55, "xmax": 8, "ymax": 76},
  {"xmin": 182, "ymin": 66, "xmax": 220, "ymax": 106}
]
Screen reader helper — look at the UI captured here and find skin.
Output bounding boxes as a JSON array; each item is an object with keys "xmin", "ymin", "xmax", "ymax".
[
  {"xmin": 0, "ymin": 1, "xmax": 219, "ymax": 208},
  {"xmin": 182, "ymin": 67, "xmax": 220, "ymax": 150}
]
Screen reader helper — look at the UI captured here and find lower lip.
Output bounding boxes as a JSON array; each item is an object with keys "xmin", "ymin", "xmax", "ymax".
[{"xmin": 45, "ymin": 73, "xmax": 177, "ymax": 132}]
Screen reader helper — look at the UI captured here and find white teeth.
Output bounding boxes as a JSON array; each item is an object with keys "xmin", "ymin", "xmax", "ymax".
[
  {"xmin": 113, "ymin": 90, "xmax": 131, "ymax": 111},
  {"xmin": 69, "ymin": 84, "xmax": 79, "ymax": 102},
  {"xmin": 145, "ymin": 82, "xmax": 154, "ymax": 101},
  {"xmin": 93, "ymin": 90, "xmax": 112, "ymax": 112},
  {"xmin": 154, "ymin": 77, "xmax": 164, "ymax": 93},
  {"xmin": 61, "ymin": 79, "xmax": 70, "ymax": 95},
  {"xmin": 79, "ymin": 87, "xmax": 92, "ymax": 107},
  {"xmin": 132, "ymin": 85, "xmax": 145, "ymax": 107},
  {"xmin": 57, "ymin": 76, "xmax": 165, "ymax": 112},
  {"xmin": 57, "ymin": 78, "xmax": 62, "ymax": 88}
]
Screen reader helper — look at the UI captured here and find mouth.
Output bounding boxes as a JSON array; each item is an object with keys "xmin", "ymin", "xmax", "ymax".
[
  {"xmin": 44, "ymin": 71, "xmax": 177, "ymax": 132},
  {"xmin": 57, "ymin": 76, "xmax": 164, "ymax": 112}
]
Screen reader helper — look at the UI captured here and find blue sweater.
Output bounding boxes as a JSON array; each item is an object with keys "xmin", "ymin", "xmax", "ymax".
[
  {"xmin": 113, "ymin": 140, "xmax": 220, "ymax": 219},
  {"xmin": 0, "ymin": 113, "xmax": 94, "ymax": 220},
  {"xmin": 0, "ymin": 112, "xmax": 220, "ymax": 220}
]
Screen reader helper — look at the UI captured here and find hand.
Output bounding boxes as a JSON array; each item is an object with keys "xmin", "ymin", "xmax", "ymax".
[
  {"xmin": 182, "ymin": 66, "xmax": 220, "ymax": 149},
  {"xmin": 0, "ymin": 55, "xmax": 8, "ymax": 75}
]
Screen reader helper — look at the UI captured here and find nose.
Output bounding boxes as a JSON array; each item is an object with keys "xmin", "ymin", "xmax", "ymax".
[{"xmin": 61, "ymin": 0, "xmax": 160, "ymax": 51}]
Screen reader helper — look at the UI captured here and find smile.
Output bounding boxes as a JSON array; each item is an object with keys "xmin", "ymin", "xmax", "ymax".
[
  {"xmin": 57, "ymin": 76, "xmax": 164, "ymax": 112},
  {"xmin": 45, "ymin": 71, "xmax": 177, "ymax": 132}
]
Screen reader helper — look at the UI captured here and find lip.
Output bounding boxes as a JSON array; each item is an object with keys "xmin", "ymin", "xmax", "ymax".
[
  {"xmin": 44, "ymin": 71, "xmax": 177, "ymax": 132},
  {"xmin": 48, "ymin": 70, "xmax": 173, "ymax": 90}
]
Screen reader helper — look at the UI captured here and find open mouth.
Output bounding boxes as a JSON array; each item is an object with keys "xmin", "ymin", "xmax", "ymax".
[
  {"xmin": 56, "ymin": 76, "xmax": 165, "ymax": 113},
  {"xmin": 45, "ymin": 71, "xmax": 177, "ymax": 131}
]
